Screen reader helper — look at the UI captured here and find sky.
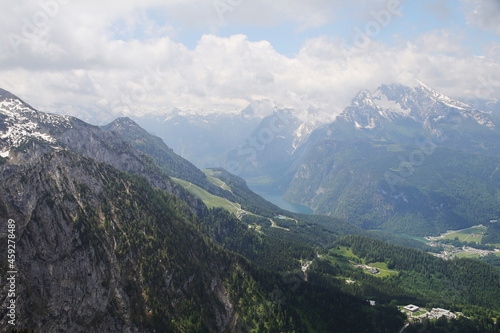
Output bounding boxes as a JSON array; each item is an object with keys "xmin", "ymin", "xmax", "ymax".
[{"xmin": 0, "ymin": 0, "xmax": 499, "ymax": 123}]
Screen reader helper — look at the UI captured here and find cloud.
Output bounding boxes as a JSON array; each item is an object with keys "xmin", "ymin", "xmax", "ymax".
[
  {"xmin": 423, "ymin": 0, "xmax": 453, "ymax": 21},
  {"xmin": 1, "ymin": 0, "xmax": 500, "ymax": 124},
  {"xmin": 414, "ymin": 29, "xmax": 466, "ymax": 55},
  {"xmin": 462, "ymin": 0, "xmax": 500, "ymax": 34},
  {"xmin": 2, "ymin": 30, "xmax": 500, "ymax": 123}
]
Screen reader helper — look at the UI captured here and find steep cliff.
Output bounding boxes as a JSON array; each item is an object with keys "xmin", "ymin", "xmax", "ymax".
[
  {"xmin": 0, "ymin": 89, "xmax": 282, "ymax": 332},
  {"xmin": 0, "ymin": 150, "xmax": 286, "ymax": 332}
]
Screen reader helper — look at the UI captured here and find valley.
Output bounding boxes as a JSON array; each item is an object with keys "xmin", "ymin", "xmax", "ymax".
[
  {"xmin": 3, "ymin": 0, "xmax": 500, "ymax": 331},
  {"xmin": 425, "ymin": 223, "xmax": 500, "ymax": 261},
  {"xmin": 2, "ymin": 87, "xmax": 500, "ymax": 332},
  {"xmin": 248, "ymin": 184, "xmax": 314, "ymax": 214}
]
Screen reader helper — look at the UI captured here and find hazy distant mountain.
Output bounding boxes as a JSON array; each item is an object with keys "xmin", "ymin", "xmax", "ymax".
[
  {"xmin": 133, "ymin": 106, "xmax": 261, "ymax": 168},
  {"xmin": 282, "ymin": 83, "xmax": 500, "ymax": 235},
  {"xmin": 223, "ymin": 108, "xmax": 322, "ymax": 186},
  {"xmin": 471, "ymin": 98, "xmax": 500, "ymax": 118},
  {"xmin": 41, "ymin": 103, "xmax": 117, "ymax": 126},
  {"xmin": 340, "ymin": 82, "xmax": 492, "ymax": 128}
]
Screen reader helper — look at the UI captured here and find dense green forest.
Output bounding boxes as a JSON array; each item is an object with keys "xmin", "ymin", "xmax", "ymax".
[
  {"xmin": 102, "ymin": 121, "xmax": 500, "ymax": 332},
  {"xmin": 199, "ymin": 206, "xmax": 500, "ymax": 332},
  {"xmin": 65, "ymin": 155, "xmax": 409, "ymax": 332},
  {"xmin": 203, "ymin": 208, "xmax": 315, "ymax": 271},
  {"xmin": 284, "ymin": 135, "xmax": 500, "ymax": 236},
  {"xmin": 483, "ymin": 223, "xmax": 500, "ymax": 245},
  {"xmin": 334, "ymin": 236, "xmax": 500, "ymax": 309}
]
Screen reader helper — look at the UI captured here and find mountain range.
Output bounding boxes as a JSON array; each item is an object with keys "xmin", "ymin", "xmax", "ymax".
[
  {"xmin": 2, "ymin": 86, "xmax": 500, "ymax": 332},
  {"xmin": 131, "ymin": 107, "xmax": 261, "ymax": 169},
  {"xmin": 0, "ymin": 88, "xmax": 407, "ymax": 332},
  {"xmin": 40, "ymin": 81, "xmax": 500, "ymax": 237},
  {"xmin": 280, "ymin": 83, "xmax": 500, "ymax": 235}
]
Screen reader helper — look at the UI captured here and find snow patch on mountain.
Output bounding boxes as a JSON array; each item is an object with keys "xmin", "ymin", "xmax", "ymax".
[
  {"xmin": 416, "ymin": 80, "xmax": 470, "ymax": 111},
  {"xmin": 339, "ymin": 82, "xmax": 496, "ymax": 131},
  {"xmin": 372, "ymin": 89, "xmax": 411, "ymax": 116},
  {"xmin": 0, "ymin": 97, "xmax": 73, "ymax": 157}
]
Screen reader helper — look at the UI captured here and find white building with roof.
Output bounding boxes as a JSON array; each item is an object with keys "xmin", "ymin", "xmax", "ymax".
[{"xmin": 404, "ymin": 305, "xmax": 420, "ymax": 312}]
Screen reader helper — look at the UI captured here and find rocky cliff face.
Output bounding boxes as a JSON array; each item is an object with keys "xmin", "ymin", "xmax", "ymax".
[
  {"xmin": 0, "ymin": 89, "xmax": 270, "ymax": 332},
  {"xmin": 0, "ymin": 151, "xmax": 242, "ymax": 332},
  {"xmin": 0, "ymin": 91, "xmax": 171, "ymax": 191},
  {"xmin": 0, "ymin": 155, "xmax": 139, "ymax": 332}
]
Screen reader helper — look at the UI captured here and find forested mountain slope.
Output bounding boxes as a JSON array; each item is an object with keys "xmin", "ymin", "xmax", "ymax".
[{"xmin": 283, "ymin": 84, "xmax": 500, "ymax": 235}]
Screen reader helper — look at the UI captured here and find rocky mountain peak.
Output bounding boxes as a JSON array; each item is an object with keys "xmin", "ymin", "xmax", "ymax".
[
  {"xmin": 0, "ymin": 90, "xmax": 176, "ymax": 192},
  {"xmin": 0, "ymin": 89, "xmax": 74, "ymax": 158},
  {"xmin": 104, "ymin": 116, "xmax": 141, "ymax": 131},
  {"xmin": 0, "ymin": 88, "xmax": 22, "ymax": 102},
  {"xmin": 351, "ymin": 89, "xmax": 374, "ymax": 107},
  {"xmin": 415, "ymin": 80, "xmax": 471, "ymax": 110},
  {"xmin": 339, "ymin": 82, "xmax": 496, "ymax": 130}
]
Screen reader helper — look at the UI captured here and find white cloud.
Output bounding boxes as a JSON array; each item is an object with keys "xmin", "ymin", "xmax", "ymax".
[
  {"xmin": 414, "ymin": 29, "xmax": 466, "ymax": 55},
  {"xmin": 462, "ymin": 0, "xmax": 500, "ymax": 34},
  {"xmin": 2, "ymin": 31, "xmax": 500, "ymax": 123},
  {"xmin": 0, "ymin": 0, "xmax": 500, "ymax": 124}
]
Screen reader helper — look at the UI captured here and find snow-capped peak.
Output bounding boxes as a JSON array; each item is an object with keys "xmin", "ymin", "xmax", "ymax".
[
  {"xmin": 415, "ymin": 80, "xmax": 470, "ymax": 111},
  {"xmin": 0, "ymin": 91, "xmax": 73, "ymax": 158},
  {"xmin": 339, "ymin": 82, "xmax": 496, "ymax": 130}
]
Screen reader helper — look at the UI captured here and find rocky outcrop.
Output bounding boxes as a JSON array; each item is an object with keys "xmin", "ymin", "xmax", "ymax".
[
  {"xmin": 0, "ymin": 89, "xmax": 241, "ymax": 332},
  {"xmin": 0, "ymin": 151, "xmax": 238, "ymax": 332}
]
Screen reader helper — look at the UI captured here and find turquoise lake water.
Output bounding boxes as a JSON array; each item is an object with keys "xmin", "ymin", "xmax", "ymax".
[{"xmin": 249, "ymin": 185, "xmax": 314, "ymax": 215}]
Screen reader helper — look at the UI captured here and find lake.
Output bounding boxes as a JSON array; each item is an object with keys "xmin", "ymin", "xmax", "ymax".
[{"xmin": 249, "ymin": 185, "xmax": 314, "ymax": 215}]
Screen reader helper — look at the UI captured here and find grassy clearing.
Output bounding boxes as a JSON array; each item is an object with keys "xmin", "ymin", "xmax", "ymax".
[
  {"xmin": 412, "ymin": 310, "xmax": 427, "ymax": 316},
  {"xmin": 330, "ymin": 246, "xmax": 363, "ymax": 263},
  {"xmin": 399, "ymin": 306, "xmax": 428, "ymax": 317},
  {"xmin": 405, "ymin": 235, "xmax": 429, "ymax": 243},
  {"xmin": 202, "ymin": 169, "xmax": 219, "ymax": 177},
  {"xmin": 454, "ymin": 252, "xmax": 481, "ymax": 259},
  {"xmin": 172, "ymin": 178, "xmax": 241, "ymax": 214},
  {"xmin": 369, "ymin": 262, "xmax": 399, "ymax": 278},
  {"xmin": 269, "ymin": 219, "xmax": 290, "ymax": 231},
  {"xmin": 202, "ymin": 169, "xmax": 232, "ymax": 191},
  {"xmin": 443, "ymin": 226, "xmax": 487, "ymax": 243}
]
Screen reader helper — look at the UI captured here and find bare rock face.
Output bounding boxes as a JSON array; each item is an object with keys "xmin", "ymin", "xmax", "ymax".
[
  {"xmin": 0, "ymin": 90, "xmax": 239, "ymax": 332},
  {"xmin": 0, "ymin": 151, "xmax": 239, "ymax": 332},
  {"xmin": 0, "ymin": 153, "xmax": 142, "ymax": 331}
]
